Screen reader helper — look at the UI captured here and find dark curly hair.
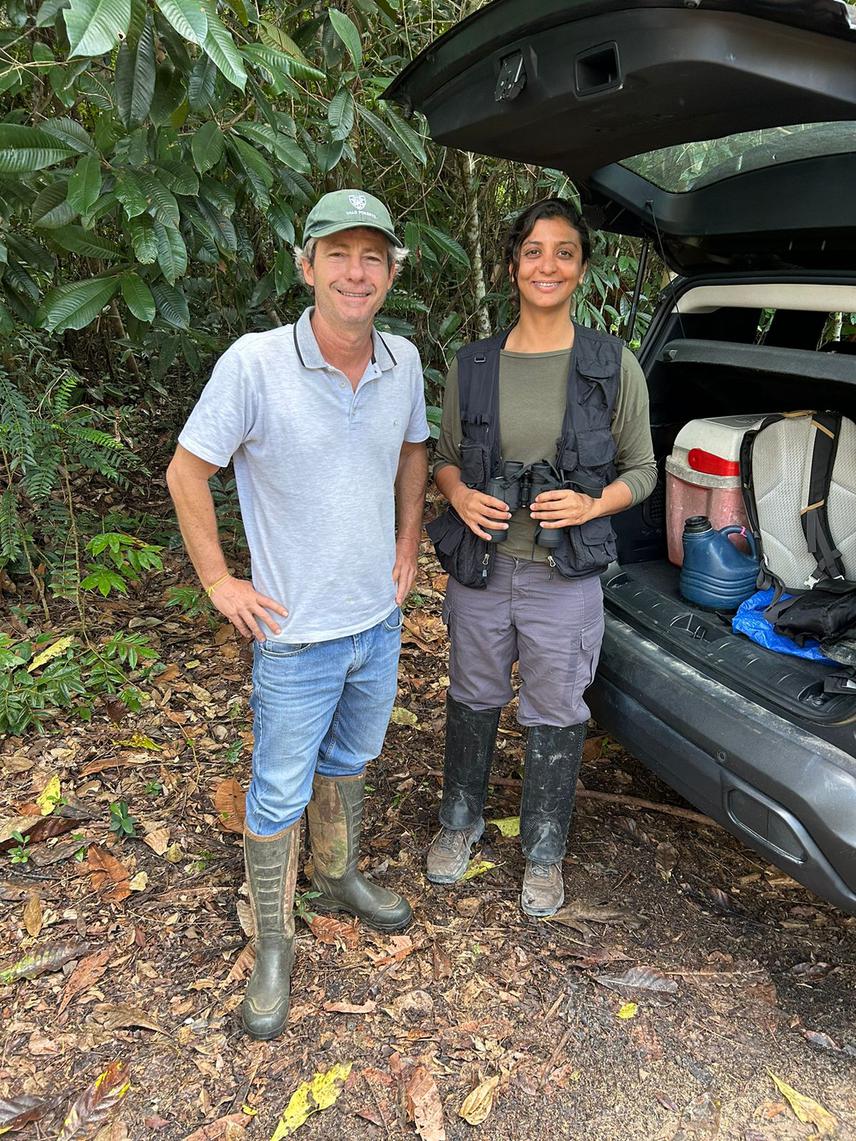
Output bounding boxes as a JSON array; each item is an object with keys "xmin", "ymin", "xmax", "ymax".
[{"xmin": 504, "ymin": 198, "xmax": 593, "ymax": 298}]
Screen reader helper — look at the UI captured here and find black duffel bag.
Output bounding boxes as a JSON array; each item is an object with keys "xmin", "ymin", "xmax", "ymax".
[{"xmin": 767, "ymin": 579, "xmax": 856, "ymax": 645}]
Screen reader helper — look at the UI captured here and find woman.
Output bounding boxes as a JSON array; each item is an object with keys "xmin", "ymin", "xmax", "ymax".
[{"xmin": 426, "ymin": 198, "xmax": 657, "ymax": 916}]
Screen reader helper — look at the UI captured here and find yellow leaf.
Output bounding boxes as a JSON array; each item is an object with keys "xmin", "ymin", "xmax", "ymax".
[
  {"xmin": 617, "ymin": 1002, "xmax": 638, "ymax": 1020},
  {"xmin": 270, "ymin": 1062, "xmax": 352, "ymax": 1139},
  {"xmin": 128, "ymin": 871, "xmax": 148, "ymax": 892},
  {"xmin": 114, "ymin": 733, "xmax": 161, "ymax": 751},
  {"xmin": 461, "ymin": 859, "xmax": 497, "ymax": 882},
  {"xmin": 23, "ymin": 892, "xmax": 43, "ymax": 938},
  {"xmin": 768, "ymin": 1073, "xmax": 837, "ymax": 1135},
  {"xmin": 489, "ymin": 816, "xmax": 520, "ymax": 837},
  {"xmin": 459, "ymin": 1074, "xmax": 500, "ymax": 1125},
  {"xmin": 390, "ymin": 706, "xmax": 418, "ymax": 727},
  {"xmin": 36, "ymin": 774, "xmax": 62, "ymax": 816},
  {"xmin": 27, "ymin": 635, "xmax": 74, "ymax": 672}
]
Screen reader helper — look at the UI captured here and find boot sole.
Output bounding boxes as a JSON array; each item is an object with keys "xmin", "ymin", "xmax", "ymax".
[
  {"xmin": 311, "ymin": 897, "xmax": 412, "ymax": 933},
  {"xmin": 242, "ymin": 1018, "xmax": 288, "ymax": 1041},
  {"xmin": 426, "ymin": 821, "xmax": 485, "ymax": 885}
]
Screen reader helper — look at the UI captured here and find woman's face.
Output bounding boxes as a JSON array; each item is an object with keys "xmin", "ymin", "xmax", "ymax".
[{"xmin": 510, "ymin": 216, "xmax": 587, "ymax": 317}]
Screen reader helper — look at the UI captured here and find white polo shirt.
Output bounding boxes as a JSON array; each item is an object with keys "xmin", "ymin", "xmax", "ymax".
[{"xmin": 178, "ymin": 308, "xmax": 429, "ymax": 642}]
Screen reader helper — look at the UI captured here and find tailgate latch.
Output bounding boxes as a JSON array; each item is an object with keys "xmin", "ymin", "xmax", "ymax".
[{"xmin": 495, "ymin": 51, "xmax": 526, "ymax": 102}]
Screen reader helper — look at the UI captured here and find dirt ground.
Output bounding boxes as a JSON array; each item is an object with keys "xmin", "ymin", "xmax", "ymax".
[{"xmin": 1, "ymin": 543, "xmax": 854, "ymax": 1141}]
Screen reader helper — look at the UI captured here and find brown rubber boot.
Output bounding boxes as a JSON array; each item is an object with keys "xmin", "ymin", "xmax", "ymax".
[
  {"xmin": 242, "ymin": 819, "xmax": 300, "ymax": 1040},
  {"xmin": 306, "ymin": 773, "xmax": 412, "ymax": 931}
]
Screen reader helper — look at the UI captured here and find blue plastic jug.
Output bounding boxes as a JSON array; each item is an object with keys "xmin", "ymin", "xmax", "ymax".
[{"xmin": 679, "ymin": 515, "xmax": 760, "ymax": 610}]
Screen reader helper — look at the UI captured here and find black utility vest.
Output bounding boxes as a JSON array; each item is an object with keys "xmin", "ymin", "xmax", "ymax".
[{"xmin": 455, "ymin": 324, "xmax": 622, "ymax": 582}]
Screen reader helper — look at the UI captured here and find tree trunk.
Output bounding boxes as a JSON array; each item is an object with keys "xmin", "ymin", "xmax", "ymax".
[{"xmin": 456, "ymin": 150, "xmax": 492, "ymax": 341}]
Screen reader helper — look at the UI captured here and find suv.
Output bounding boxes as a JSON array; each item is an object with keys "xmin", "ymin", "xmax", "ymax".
[{"xmin": 386, "ymin": 0, "xmax": 856, "ymax": 913}]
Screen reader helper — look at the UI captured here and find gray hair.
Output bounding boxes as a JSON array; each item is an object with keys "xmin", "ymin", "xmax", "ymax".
[{"xmin": 293, "ymin": 236, "xmax": 408, "ymax": 284}]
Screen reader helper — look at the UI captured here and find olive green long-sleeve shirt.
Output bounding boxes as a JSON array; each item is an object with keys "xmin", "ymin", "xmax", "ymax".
[{"xmin": 434, "ymin": 346, "xmax": 657, "ymax": 562}]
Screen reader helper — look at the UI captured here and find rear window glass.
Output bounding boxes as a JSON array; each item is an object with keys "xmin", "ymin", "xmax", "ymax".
[{"xmin": 621, "ymin": 121, "xmax": 856, "ymax": 193}]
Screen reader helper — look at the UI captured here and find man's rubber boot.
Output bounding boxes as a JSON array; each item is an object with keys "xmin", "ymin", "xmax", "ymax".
[
  {"xmin": 242, "ymin": 819, "xmax": 301, "ymax": 1040},
  {"xmin": 306, "ymin": 772, "xmax": 412, "ymax": 932},
  {"xmin": 519, "ymin": 723, "xmax": 586, "ymax": 917},
  {"xmin": 426, "ymin": 695, "xmax": 501, "ymax": 884}
]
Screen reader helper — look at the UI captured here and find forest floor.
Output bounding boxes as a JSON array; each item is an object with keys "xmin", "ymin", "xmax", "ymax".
[{"xmin": 1, "ymin": 539, "xmax": 854, "ymax": 1141}]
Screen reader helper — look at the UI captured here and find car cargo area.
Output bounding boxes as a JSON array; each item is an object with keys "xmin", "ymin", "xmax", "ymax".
[{"xmin": 611, "ymin": 282, "xmax": 856, "ymax": 732}]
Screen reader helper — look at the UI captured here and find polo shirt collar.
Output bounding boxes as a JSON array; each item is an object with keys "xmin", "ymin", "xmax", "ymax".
[{"xmin": 293, "ymin": 307, "xmax": 398, "ymax": 373}]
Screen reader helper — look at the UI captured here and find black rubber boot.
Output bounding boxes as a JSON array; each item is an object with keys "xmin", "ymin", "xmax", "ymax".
[
  {"xmin": 519, "ymin": 723, "xmax": 586, "ymax": 917},
  {"xmin": 306, "ymin": 773, "xmax": 413, "ymax": 932},
  {"xmin": 242, "ymin": 819, "xmax": 300, "ymax": 1040},
  {"xmin": 426, "ymin": 695, "xmax": 501, "ymax": 884}
]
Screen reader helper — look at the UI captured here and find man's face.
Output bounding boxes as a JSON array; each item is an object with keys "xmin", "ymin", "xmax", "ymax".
[{"xmin": 302, "ymin": 227, "xmax": 396, "ymax": 332}]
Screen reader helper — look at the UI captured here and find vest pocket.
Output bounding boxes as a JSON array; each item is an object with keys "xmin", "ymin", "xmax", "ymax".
[
  {"xmin": 459, "ymin": 440, "xmax": 490, "ymax": 487},
  {"xmin": 426, "ymin": 508, "xmax": 490, "ymax": 590},
  {"xmin": 576, "ymin": 427, "xmax": 616, "ymax": 468}
]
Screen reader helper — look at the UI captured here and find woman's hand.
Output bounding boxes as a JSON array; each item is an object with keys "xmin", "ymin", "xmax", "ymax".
[
  {"xmin": 452, "ymin": 486, "xmax": 512, "ymax": 541},
  {"xmin": 529, "ymin": 489, "xmax": 599, "ymax": 529}
]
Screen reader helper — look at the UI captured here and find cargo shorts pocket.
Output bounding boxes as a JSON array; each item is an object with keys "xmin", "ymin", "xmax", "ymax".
[{"xmin": 570, "ymin": 618, "xmax": 604, "ymax": 713}]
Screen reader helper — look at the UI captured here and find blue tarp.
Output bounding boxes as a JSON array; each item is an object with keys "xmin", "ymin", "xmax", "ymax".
[{"xmin": 732, "ymin": 589, "xmax": 838, "ymax": 665}]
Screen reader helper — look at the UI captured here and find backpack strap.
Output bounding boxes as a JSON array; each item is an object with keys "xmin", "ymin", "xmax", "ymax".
[
  {"xmin": 740, "ymin": 414, "xmax": 783, "ymax": 592},
  {"xmin": 801, "ymin": 411, "xmax": 846, "ymax": 585}
]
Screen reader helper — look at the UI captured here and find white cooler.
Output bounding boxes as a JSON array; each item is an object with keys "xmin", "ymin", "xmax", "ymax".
[{"xmin": 665, "ymin": 413, "xmax": 771, "ymax": 566}]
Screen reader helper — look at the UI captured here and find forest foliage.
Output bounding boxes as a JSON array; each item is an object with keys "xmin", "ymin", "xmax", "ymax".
[{"xmin": 0, "ymin": 0, "xmax": 658, "ymax": 733}]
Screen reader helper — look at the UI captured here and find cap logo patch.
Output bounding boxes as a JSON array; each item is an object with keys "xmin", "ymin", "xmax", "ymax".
[{"xmin": 348, "ymin": 193, "xmax": 367, "ymax": 210}]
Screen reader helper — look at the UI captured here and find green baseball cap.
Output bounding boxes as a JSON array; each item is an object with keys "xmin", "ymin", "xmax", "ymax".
[{"xmin": 302, "ymin": 189, "xmax": 402, "ymax": 247}]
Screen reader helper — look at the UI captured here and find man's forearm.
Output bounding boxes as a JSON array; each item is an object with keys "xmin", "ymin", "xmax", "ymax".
[
  {"xmin": 395, "ymin": 443, "xmax": 428, "ymax": 542},
  {"xmin": 166, "ymin": 467, "xmax": 228, "ymax": 588}
]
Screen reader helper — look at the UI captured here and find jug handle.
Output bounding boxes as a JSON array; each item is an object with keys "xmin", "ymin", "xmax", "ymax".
[{"xmin": 720, "ymin": 525, "xmax": 758, "ymax": 559}]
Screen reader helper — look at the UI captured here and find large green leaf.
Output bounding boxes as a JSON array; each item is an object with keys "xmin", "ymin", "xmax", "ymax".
[
  {"xmin": 40, "ymin": 117, "xmax": 96, "ymax": 154},
  {"xmin": 421, "ymin": 223, "xmax": 470, "ymax": 270},
  {"xmin": 267, "ymin": 201, "xmax": 294, "ymax": 245},
  {"xmin": 328, "ymin": 87, "xmax": 355, "ymax": 141},
  {"xmin": 191, "ymin": 121, "xmax": 224, "ymax": 173},
  {"xmin": 153, "ymin": 220, "xmax": 187, "ymax": 284},
  {"xmin": 228, "ymin": 136, "xmax": 273, "ymax": 207},
  {"xmin": 382, "ymin": 106, "xmax": 427, "ymax": 166},
  {"xmin": 187, "ymin": 53, "xmax": 217, "ymax": 111},
  {"xmin": 149, "ymin": 61, "xmax": 187, "ymax": 125},
  {"xmin": 158, "ymin": 161, "xmax": 199, "ymax": 196},
  {"xmin": 0, "ymin": 125, "xmax": 75, "ymax": 174},
  {"xmin": 38, "ymin": 275, "xmax": 119, "ymax": 333},
  {"xmin": 31, "ymin": 182, "xmax": 76, "ymax": 228},
  {"xmin": 121, "ymin": 272, "xmax": 155, "ymax": 321},
  {"xmin": 315, "ymin": 139, "xmax": 344, "ymax": 173},
  {"xmin": 48, "ymin": 224, "xmax": 121, "ymax": 259},
  {"xmin": 189, "ymin": 198, "xmax": 237, "ymax": 254},
  {"xmin": 115, "ymin": 12, "xmax": 156, "ymax": 127},
  {"xmin": 36, "ymin": 0, "xmax": 71, "ymax": 27},
  {"xmin": 67, "ymin": 153, "xmax": 102, "ymax": 214},
  {"xmin": 151, "ymin": 280, "xmax": 189, "ymax": 328},
  {"xmin": 138, "ymin": 172, "xmax": 180, "ymax": 227},
  {"xmin": 356, "ymin": 102, "xmax": 421, "ymax": 178},
  {"xmin": 240, "ymin": 42, "xmax": 324, "ymax": 85},
  {"xmin": 129, "ymin": 215, "xmax": 158, "ymax": 263},
  {"xmin": 202, "ymin": 3, "xmax": 246, "ymax": 90},
  {"xmin": 327, "ymin": 9, "xmax": 361, "ymax": 70},
  {"xmin": 64, "ymin": 0, "xmax": 132, "ymax": 57},
  {"xmin": 115, "ymin": 169, "xmax": 149, "ymax": 218},
  {"xmin": 156, "ymin": 0, "xmax": 207, "ymax": 44},
  {"xmin": 258, "ymin": 19, "xmax": 310, "ymax": 62}
]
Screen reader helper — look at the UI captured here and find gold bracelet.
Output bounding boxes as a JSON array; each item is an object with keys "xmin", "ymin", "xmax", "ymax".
[{"xmin": 205, "ymin": 572, "xmax": 231, "ymax": 598}]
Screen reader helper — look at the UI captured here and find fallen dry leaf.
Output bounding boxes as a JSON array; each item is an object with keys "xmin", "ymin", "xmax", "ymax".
[
  {"xmin": 93, "ymin": 1004, "xmax": 167, "ymax": 1035},
  {"xmin": 306, "ymin": 913, "xmax": 360, "ymax": 949},
  {"xmin": 596, "ymin": 966, "xmax": 678, "ymax": 1000},
  {"xmin": 0, "ymin": 941, "xmax": 92, "ymax": 986},
  {"xmin": 56, "ymin": 1059, "xmax": 131, "ymax": 1141},
  {"xmin": 58, "ymin": 947, "xmax": 111, "ymax": 1015},
  {"xmin": 85, "ymin": 846, "xmax": 131, "ymax": 904},
  {"xmin": 390, "ymin": 706, "xmax": 418, "ymax": 727},
  {"xmin": 93, "ymin": 1120, "xmax": 129, "ymax": 1141},
  {"xmin": 405, "ymin": 1065, "xmax": 445, "ymax": 1141},
  {"xmin": 23, "ymin": 892, "xmax": 42, "ymax": 938},
  {"xmin": 458, "ymin": 1075, "xmax": 500, "ymax": 1126},
  {"xmin": 323, "ymin": 999, "xmax": 377, "ymax": 1014},
  {"xmin": 0, "ymin": 1093, "xmax": 54, "ymax": 1134},
  {"xmin": 270, "ymin": 1062, "xmax": 352, "ymax": 1140},
  {"xmin": 236, "ymin": 899, "xmax": 254, "ymax": 939},
  {"xmin": 142, "ymin": 828, "xmax": 170, "ymax": 856},
  {"xmin": 213, "ymin": 779, "xmax": 245, "ymax": 834},
  {"xmin": 768, "ymin": 1073, "xmax": 837, "ymax": 1135},
  {"xmin": 223, "ymin": 944, "xmax": 255, "ymax": 987},
  {"xmin": 182, "ymin": 1115, "xmax": 249, "ymax": 1140},
  {"xmin": 655, "ymin": 841, "xmax": 678, "ymax": 881}
]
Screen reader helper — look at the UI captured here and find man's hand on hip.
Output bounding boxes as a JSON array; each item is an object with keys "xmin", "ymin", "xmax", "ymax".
[
  {"xmin": 392, "ymin": 535, "xmax": 419, "ymax": 606},
  {"xmin": 210, "ymin": 577, "xmax": 288, "ymax": 641}
]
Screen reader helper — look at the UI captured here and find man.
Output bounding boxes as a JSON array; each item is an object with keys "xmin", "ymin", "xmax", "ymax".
[{"xmin": 166, "ymin": 189, "xmax": 429, "ymax": 1040}]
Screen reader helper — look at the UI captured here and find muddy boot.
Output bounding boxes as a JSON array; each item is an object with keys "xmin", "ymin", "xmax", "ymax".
[
  {"xmin": 426, "ymin": 695, "xmax": 501, "ymax": 884},
  {"xmin": 306, "ymin": 773, "xmax": 412, "ymax": 932},
  {"xmin": 519, "ymin": 723, "xmax": 586, "ymax": 917},
  {"xmin": 242, "ymin": 819, "xmax": 301, "ymax": 1040}
]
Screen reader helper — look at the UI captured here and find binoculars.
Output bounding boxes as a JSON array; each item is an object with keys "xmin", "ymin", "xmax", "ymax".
[{"xmin": 484, "ymin": 460, "xmax": 603, "ymax": 546}]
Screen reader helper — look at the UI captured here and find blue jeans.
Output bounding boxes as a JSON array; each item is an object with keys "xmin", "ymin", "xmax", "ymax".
[{"xmin": 245, "ymin": 607, "xmax": 403, "ymax": 835}]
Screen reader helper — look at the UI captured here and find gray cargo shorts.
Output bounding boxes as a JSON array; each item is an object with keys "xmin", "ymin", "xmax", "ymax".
[{"xmin": 444, "ymin": 552, "xmax": 604, "ymax": 727}]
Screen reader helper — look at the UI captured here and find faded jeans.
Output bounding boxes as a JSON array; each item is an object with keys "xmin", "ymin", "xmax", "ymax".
[{"xmin": 245, "ymin": 607, "xmax": 402, "ymax": 835}]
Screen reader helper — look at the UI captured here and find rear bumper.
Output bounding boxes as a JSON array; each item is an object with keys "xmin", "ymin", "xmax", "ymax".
[{"xmin": 589, "ymin": 613, "xmax": 856, "ymax": 914}]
